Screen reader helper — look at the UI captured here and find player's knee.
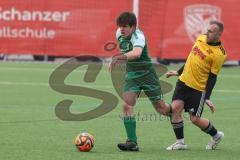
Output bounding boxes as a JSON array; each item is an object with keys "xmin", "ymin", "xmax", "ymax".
[
  {"xmin": 171, "ymin": 100, "xmax": 184, "ymax": 113},
  {"xmin": 123, "ymin": 98, "xmax": 136, "ymax": 107},
  {"xmin": 156, "ymin": 108, "xmax": 166, "ymax": 115},
  {"xmin": 153, "ymin": 101, "xmax": 168, "ymax": 114},
  {"xmin": 123, "ymin": 103, "xmax": 130, "ymax": 110},
  {"xmin": 156, "ymin": 106, "xmax": 169, "ymax": 115},
  {"xmin": 171, "ymin": 114, "xmax": 183, "ymax": 123},
  {"xmin": 122, "ymin": 103, "xmax": 133, "ymax": 114},
  {"xmin": 190, "ymin": 116, "xmax": 200, "ymax": 125},
  {"xmin": 171, "ymin": 107, "xmax": 178, "ymax": 115}
]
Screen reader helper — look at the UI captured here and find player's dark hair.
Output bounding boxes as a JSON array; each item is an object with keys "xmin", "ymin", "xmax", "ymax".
[
  {"xmin": 116, "ymin": 12, "xmax": 137, "ymax": 27},
  {"xmin": 210, "ymin": 20, "xmax": 224, "ymax": 32}
]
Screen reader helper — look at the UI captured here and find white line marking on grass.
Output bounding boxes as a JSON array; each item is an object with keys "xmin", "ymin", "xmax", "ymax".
[
  {"xmin": 0, "ymin": 67, "xmax": 54, "ymax": 71},
  {"xmin": 0, "ymin": 81, "xmax": 240, "ymax": 93},
  {"xmin": 0, "ymin": 67, "xmax": 109, "ymax": 73},
  {"xmin": 0, "ymin": 67, "xmax": 239, "ymax": 78},
  {"xmin": 219, "ymin": 75, "xmax": 240, "ymax": 78},
  {"xmin": 0, "ymin": 81, "xmax": 111, "ymax": 88},
  {"xmin": 0, "ymin": 81, "xmax": 48, "ymax": 86},
  {"xmin": 214, "ymin": 89, "xmax": 240, "ymax": 93}
]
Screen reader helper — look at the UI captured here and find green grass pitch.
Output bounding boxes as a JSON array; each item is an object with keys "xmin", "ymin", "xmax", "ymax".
[{"xmin": 0, "ymin": 61, "xmax": 239, "ymax": 160}]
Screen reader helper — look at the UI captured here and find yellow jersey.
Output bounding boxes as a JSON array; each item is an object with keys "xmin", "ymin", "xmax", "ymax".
[{"xmin": 179, "ymin": 34, "xmax": 227, "ymax": 91}]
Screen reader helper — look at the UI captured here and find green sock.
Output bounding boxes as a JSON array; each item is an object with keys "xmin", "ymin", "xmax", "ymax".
[{"xmin": 123, "ymin": 116, "xmax": 137, "ymax": 143}]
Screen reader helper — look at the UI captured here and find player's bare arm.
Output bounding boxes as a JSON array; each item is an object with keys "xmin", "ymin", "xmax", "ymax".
[
  {"xmin": 166, "ymin": 70, "xmax": 178, "ymax": 78},
  {"xmin": 109, "ymin": 47, "xmax": 142, "ymax": 72},
  {"xmin": 166, "ymin": 64, "xmax": 185, "ymax": 78}
]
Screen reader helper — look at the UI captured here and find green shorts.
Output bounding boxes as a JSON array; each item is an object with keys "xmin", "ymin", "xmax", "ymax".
[{"xmin": 124, "ymin": 69, "xmax": 163, "ymax": 102}]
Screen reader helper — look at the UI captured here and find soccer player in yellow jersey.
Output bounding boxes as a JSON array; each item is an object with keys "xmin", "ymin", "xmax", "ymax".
[{"xmin": 166, "ymin": 21, "xmax": 227, "ymax": 150}]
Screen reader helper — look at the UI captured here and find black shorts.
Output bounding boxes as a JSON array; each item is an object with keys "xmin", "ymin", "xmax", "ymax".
[{"xmin": 172, "ymin": 80, "xmax": 206, "ymax": 117}]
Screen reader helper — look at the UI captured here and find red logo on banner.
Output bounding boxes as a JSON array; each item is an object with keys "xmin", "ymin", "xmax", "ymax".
[{"xmin": 184, "ymin": 4, "xmax": 221, "ymax": 43}]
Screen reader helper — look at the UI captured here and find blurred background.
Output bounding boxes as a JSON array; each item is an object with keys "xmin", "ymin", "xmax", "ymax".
[{"xmin": 1, "ymin": 1, "xmax": 240, "ymax": 159}]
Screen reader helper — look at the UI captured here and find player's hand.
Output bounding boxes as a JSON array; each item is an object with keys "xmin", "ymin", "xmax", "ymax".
[
  {"xmin": 108, "ymin": 61, "xmax": 115, "ymax": 73},
  {"xmin": 205, "ymin": 99, "xmax": 215, "ymax": 113},
  {"xmin": 108, "ymin": 57, "xmax": 118, "ymax": 73},
  {"xmin": 166, "ymin": 70, "xmax": 178, "ymax": 78}
]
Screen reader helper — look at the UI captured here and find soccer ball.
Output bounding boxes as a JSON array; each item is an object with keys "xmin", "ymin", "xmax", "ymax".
[{"xmin": 75, "ymin": 132, "xmax": 94, "ymax": 152}]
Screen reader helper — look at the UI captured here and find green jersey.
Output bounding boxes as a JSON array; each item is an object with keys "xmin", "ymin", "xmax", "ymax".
[{"xmin": 116, "ymin": 28, "xmax": 153, "ymax": 80}]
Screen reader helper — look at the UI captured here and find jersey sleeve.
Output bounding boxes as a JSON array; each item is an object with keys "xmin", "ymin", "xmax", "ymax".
[
  {"xmin": 211, "ymin": 54, "xmax": 226, "ymax": 75},
  {"xmin": 131, "ymin": 31, "xmax": 145, "ymax": 48}
]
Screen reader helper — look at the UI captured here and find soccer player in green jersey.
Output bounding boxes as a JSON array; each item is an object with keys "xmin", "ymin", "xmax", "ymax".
[{"xmin": 109, "ymin": 11, "xmax": 171, "ymax": 151}]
